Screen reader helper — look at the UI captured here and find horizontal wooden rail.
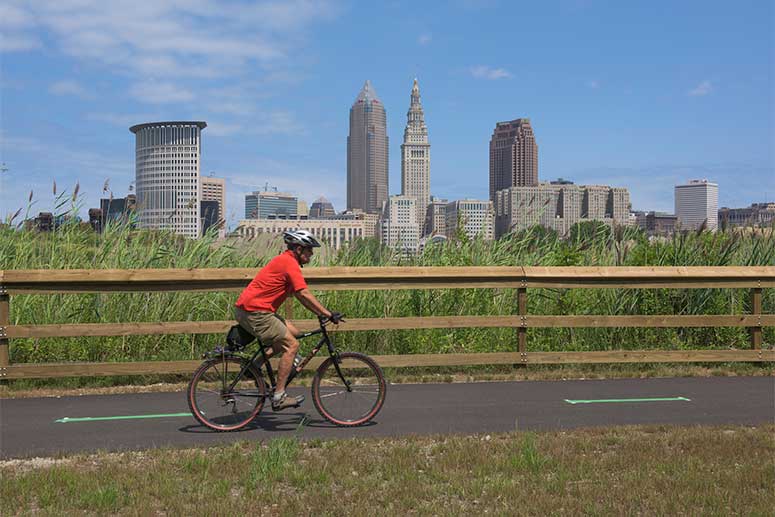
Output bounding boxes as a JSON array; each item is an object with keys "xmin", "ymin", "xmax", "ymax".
[
  {"xmin": 2, "ymin": 266, "xmax": 774, "ymax": 293},
  {"xmin": 4, "ymin": 350, "xmax": 773, "ymax": 379},
  {"xmin": 6, "ymin": 314, "xmax": 775, "ymax": 339}
]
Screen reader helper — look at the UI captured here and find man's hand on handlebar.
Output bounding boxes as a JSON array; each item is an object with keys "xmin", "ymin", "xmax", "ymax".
[{"xmin": 320, "ymin": 311, "xmax": 344, "ymax": 324}]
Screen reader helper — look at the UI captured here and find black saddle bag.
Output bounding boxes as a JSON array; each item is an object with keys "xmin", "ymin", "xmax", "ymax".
[{"xmin": 226, "ymin": 325, "xmax": 256, "ymax": 351}]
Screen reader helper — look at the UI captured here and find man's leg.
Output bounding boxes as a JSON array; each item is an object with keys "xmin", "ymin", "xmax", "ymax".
[
  {"xmin": 274, "ymin": 327, "xmax": 300, "ymax": 395},
  {"xmin": 271, "ymin": 322, "xmax": 305, "ymax": 410}
]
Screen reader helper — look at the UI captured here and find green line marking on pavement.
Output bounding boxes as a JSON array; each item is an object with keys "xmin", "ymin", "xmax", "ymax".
[
  {"xmin": 564, "ymin": 397, "xmax": 691, "ymax": 405},
  {"xmin": 55, "ymin": 412, "xmax": 192, "ymax": 423}
]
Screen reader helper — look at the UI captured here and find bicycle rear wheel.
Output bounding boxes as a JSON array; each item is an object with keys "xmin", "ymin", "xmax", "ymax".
[
  {"xmin": 312, "ymin": 352, "xmax": 386, "ymax": 426},
  {"xmin": 187, "ymin": 356, "xmax": 266, "ymax": 431}
]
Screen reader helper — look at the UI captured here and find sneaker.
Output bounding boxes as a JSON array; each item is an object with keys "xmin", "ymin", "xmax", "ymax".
[{"xmin": 271, "ymin": 392, "xmax": 305, "ymax": 412}]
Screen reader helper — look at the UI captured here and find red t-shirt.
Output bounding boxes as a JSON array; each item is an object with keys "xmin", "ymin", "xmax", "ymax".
[{"xmin": 235, "ymin": 250, "xmax": 308, "ymax": 313}]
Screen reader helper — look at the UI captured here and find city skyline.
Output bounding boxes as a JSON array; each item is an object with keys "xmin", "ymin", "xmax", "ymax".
[{"xmin": 1, "ymin": 1, "xmax": 772, "ymax": 227}]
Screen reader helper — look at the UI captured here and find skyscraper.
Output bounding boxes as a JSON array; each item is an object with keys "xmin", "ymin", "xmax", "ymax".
[
  {"xmin": 489, "ymin": 118, "xmax": 538, "ymax": 201},
  {"xmin": 401, "ymin": 78, "xmax": 431, "ymax": 233},
  {"xmin": 675, "ymin": 179, "xmax": 718, "ymax": 231},
  {"xmin": 347, "ymin": 80, "xmax": 388, "ymax": 214},
  {"xmin": 130, "ymin": 121, "xmax": 206, "ymax": 238}
]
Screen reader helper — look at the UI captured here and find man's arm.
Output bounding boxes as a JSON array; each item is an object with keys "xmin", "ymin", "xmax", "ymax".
[{"xmin": 293, "ymin": 288, "xmax": 332, "ymax": 319}]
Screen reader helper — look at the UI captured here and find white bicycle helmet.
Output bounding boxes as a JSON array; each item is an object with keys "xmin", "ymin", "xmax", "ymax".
[{"xmin": 283, "ymin": 229, "xmax": 322, "ymax": 248}]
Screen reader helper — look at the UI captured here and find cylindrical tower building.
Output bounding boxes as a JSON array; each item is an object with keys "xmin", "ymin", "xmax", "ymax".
[{"xmin": 129, "ymin": 121, "xmax": 207, "ymax": 238}]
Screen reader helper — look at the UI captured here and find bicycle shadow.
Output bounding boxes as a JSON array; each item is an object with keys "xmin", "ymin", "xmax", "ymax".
[
  {"xmin": 302, "ymin": 417, "xmax": 378, "ymax": 429},
  {"xmin": 178, "ymin": 411, "xmax": 378, "ymax": 434}
]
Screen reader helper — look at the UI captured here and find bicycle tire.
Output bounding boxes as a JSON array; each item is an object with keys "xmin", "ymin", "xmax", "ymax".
[
  {"xmin": 187, "ymin": 356, "xmax": 266, "ymax": 432},
  {"xmin": 312, "ymin": 352, "xmax": 386, "ymax": 426}
]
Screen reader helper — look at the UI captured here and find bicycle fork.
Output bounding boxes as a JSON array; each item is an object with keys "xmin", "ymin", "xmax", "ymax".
[{"xmin": 331, "ymin": 354, "xmax": 352, "ymax": 392}]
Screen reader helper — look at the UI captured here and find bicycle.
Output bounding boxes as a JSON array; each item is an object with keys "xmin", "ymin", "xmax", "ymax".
[{"xmin": 187, "ymin": 315, "xmax": 387, "ymax": 432}]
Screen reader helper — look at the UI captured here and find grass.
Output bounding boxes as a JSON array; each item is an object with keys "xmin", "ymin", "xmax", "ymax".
[{"xmin": 2, "ymin": 425, "xmax": 773, "ymax": 515}]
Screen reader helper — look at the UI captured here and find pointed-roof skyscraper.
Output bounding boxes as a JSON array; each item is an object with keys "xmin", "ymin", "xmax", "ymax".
[
  {"xmin": 347, "ymin": 80, "xmax": 388, "ymax": 214},
  {"xmin": 401, "ymin": 78, "xmax": 431, "ymax": 234}
]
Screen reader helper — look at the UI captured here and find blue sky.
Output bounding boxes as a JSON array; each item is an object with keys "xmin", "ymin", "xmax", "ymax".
[{"xmin": 1, "ymin": 0, "xmax": 773, "ymax": 228}]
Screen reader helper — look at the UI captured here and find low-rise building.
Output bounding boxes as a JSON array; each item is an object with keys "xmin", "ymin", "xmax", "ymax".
[
  {"xmin": 100, "ymin": 194, "xmax": 137, "ymax": 227},
  {"xmin": 201, "ymin": 176, "xmax": 225, "ymax": 224},
  {"xmin": 634, "ymin": 211, "xmax": 678, "ymax": 236},
  {"xmin": 718, "ymin": 203, "xmax": 775, "ymax": 228},
  {"xmin": 424, "ymin": 196, "xmax": 448, "ymax": 237},
  {"xmin": 379, "ymin": 195, "xmax": 420, "ymax": 255},
  {"xmin": 236, "ymin": 216, "xmax": 366, "ymax": 250},
  {"xmin": 445, "ymin": 199, "xmax": 494, "ymax": 241},
  {"xmin": 495, "ymin": 183, "xmax": 631, "ymax": 238},
  {"xmin": 245, "ymin": 191, "xmax": 297, "ymax": 219},
  {"xmin": 309, "ymin": 196, "xmax": 336, "ymax": 218},
  {"xmin": 200, "ymin": 200, "xmax": 220, "ymax": 235},
  {"xmin": 331, "ymin": 209, "xmax": 380, "ymax": 238}
]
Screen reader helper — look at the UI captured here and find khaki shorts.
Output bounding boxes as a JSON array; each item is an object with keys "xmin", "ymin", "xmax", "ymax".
[{"xmin": 234, "ymin": 307, "xmax": 288, "ymax": 351}]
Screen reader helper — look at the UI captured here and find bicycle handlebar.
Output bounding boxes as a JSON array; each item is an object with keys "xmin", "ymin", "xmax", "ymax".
[{"xmin": 318, "ymin": 314, "xmax": 345, "ymax": 325}]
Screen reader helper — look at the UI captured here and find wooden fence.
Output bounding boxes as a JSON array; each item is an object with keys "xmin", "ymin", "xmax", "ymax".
[{"xmin": 0, "ymin": 266, "xmax": 773, "ymax": 379}]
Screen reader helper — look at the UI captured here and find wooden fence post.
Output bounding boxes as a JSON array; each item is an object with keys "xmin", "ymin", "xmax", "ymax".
[
  {"xmin": 518, "ymin": 287, "xmax": 527, "ymax": 363},
  {"xmin": 750, "ymin": 287, "xmax": 762, "ymax": 350},
  {"xmin": 0, "ymin": 289, "xmax": 10, "ymax": 381}
]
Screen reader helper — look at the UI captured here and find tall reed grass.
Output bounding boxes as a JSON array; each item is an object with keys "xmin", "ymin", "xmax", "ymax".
[{"xmin": 1, "ymin": 187, "xmax": 773, "ymax": 364}]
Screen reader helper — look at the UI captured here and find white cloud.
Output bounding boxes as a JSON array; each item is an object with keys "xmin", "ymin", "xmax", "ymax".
[
  {"xmin": 202, "ymin": 110, "xmax": 302, "ymax": 138},
  {"xmin": 227, "ymin": 160, "xmax": 343, "ymax": 205},
  {"xmin": 49, "ymin": 80, "xmax": 91, "ymax": 98},
  {"xmin": 0, "ymin": 131, "xmax": 133, "ymax": 219},
  {"xmin": 129, "ymin": 80, "xmax": 195, "ymax": 104},
  {"xmin": 688, "ymin": 80, "xmax": 713, "ymax": 96},
  {"xmin": 470, "ymin": 65, "xmax": 512, "ymax": 80},
  {"xmin": 206, "ymin": 122, "xmax": 243, "ymax": 137},
  {"xmin": 255, "ymin": 111, "xmax": 303, "ymax": 135},
  {"xmin": 204, "ymin": 86, "xmax": 267, "ymax": 116},
  {"xmin": 0, "ymin": 2, "xmax": 36, "ymax": 29},
  {"xmin": 15, "ymin": 0, "xmax": 336, "ymax": 79},
  {"xmin": 0, "ymin": 33, "xmax": 41, "ymax": 52},
  {"xmin": 206, "ymin": 100, "xmax": 256, "ymax": 115},
  {"xmin": 86, "ymin": 112, "xmax": 162, "ymax": 127},
  {"xmin": 418, "ymin": 33, "xmax": 432, "ymax": 45}
]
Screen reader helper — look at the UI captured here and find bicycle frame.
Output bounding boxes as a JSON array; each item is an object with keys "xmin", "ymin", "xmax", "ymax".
[{"xmin": 222, "ymin": 320, "xmax": 348, "ymax": 398}]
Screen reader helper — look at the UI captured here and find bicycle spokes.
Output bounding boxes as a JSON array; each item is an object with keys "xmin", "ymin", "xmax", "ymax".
[
  {"xmin": 188, "ymin": 357, "xmax": 266, "ymax": 431},
  {"xmin": 312, "ymin": 352, "xmax": 386, "ymax": 426}
]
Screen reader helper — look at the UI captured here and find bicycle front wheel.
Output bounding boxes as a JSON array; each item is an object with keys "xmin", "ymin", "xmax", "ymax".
[
  {"xmin": 187, "ymin": 356, "xmax": 266, "ymax": 432},
  {"xmin": 312, "ymin": 352, "xmax": 386, "ymax": 426}
]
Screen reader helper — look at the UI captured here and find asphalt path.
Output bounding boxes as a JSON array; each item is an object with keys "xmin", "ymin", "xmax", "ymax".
[{"xmin": 1, "ymin": 376, "xmax": 773, "ymax": 459}]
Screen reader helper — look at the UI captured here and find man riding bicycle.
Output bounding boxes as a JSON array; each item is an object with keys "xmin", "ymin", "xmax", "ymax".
[{"xmin": 234, "ymin": 229, "xmax": 341, "ymax": 411}]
